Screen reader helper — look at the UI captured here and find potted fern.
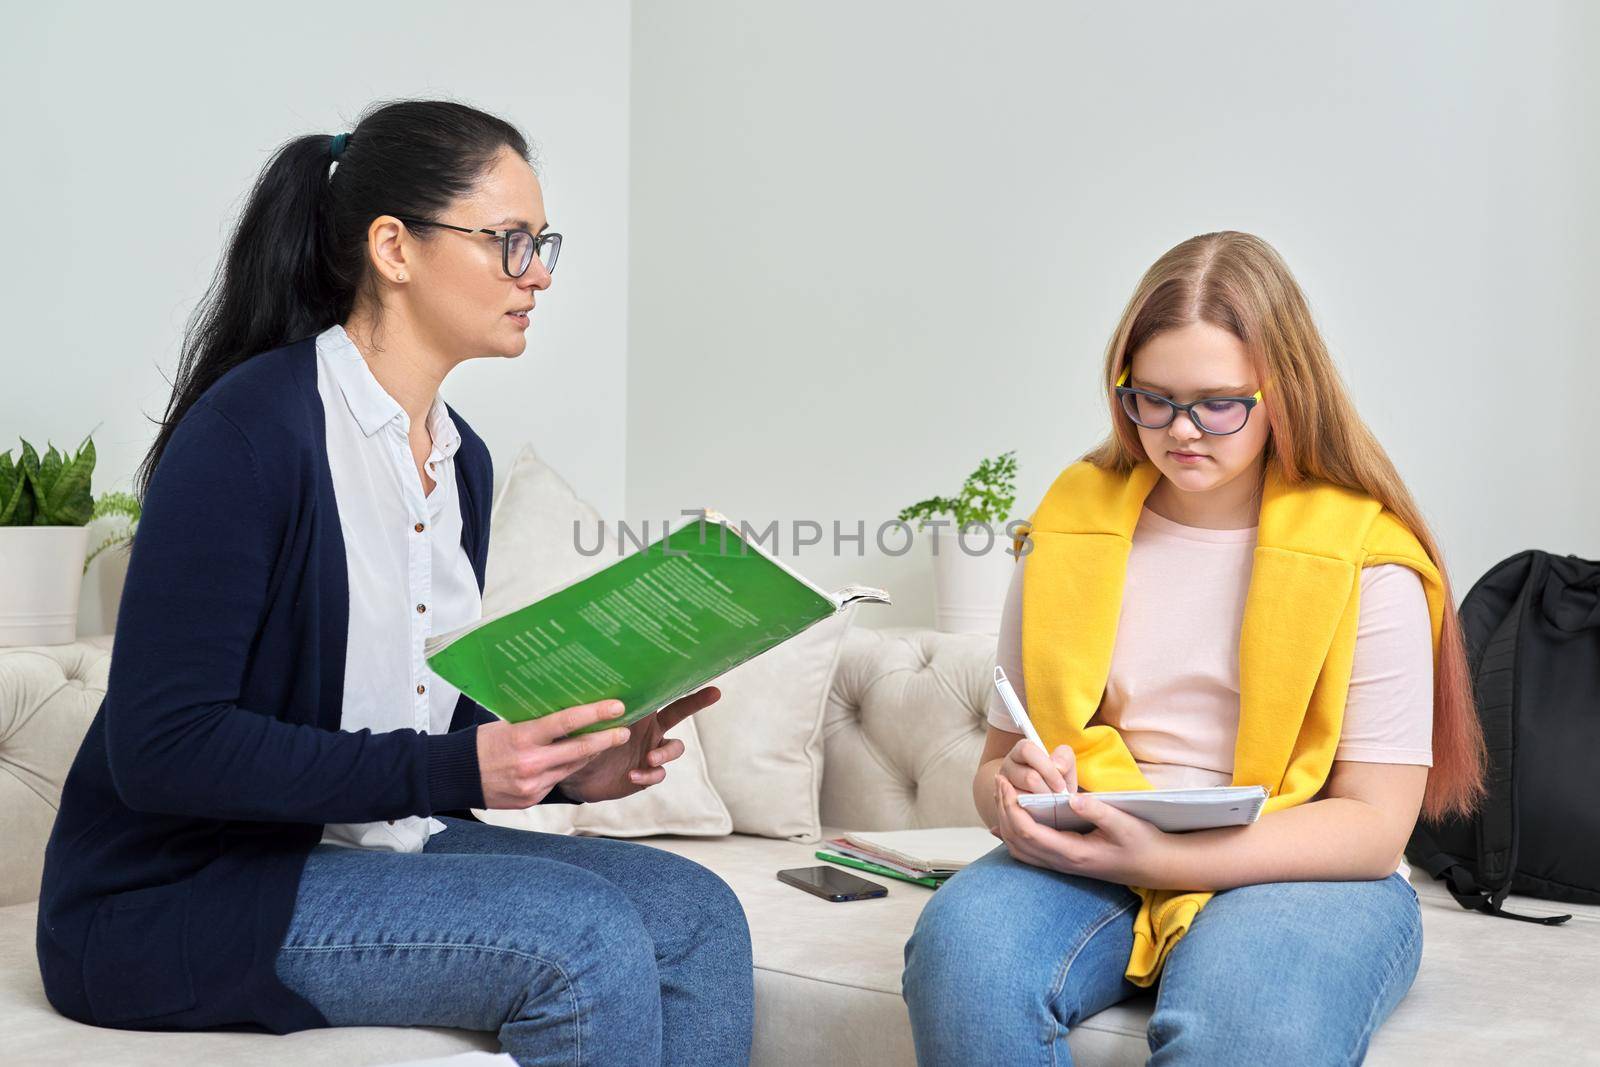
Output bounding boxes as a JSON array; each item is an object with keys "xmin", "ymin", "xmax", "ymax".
[
  {"xmin": 897, "ymin": 450, "xmax": 1019, "ymax": 634},
  {"xmin": 0, "ymin": 435, "xmax": 135, "ymax": 645}
]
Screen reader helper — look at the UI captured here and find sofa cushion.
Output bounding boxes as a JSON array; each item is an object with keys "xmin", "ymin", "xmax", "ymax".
[
  {"xmin": 481, "ymin": 442, "xmax": 613, "ymax": 619},
  {"xmin": 822, "ymin": 627, "xmax": 994, "ymax": 831},
  {"xmin": 638, "ymin": 832, "xmax": 1600, "ymax": 1065},
  {"xmin": 643, "ymin": 830, "xmax": 1157, "ymax": 1065},
  {"xmin": 694, "ymin": 607, "xmax": 857, "ymax": 842},
  {"xmin": 0, "ymin": 640, "xmax": 112, "ymax": 907},
  {"xmin": 1, "ymin": 899, "xmax": 496, "ymax": 1065}
]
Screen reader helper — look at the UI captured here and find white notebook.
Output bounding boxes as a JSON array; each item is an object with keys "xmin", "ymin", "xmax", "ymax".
[
  {"xmin": 1018, "ymin": 785, "xmax": 1270, "ymax": 833},
  {"xmin": 839, "ymin": 827, "xmax": 999, "ymax": 873}
]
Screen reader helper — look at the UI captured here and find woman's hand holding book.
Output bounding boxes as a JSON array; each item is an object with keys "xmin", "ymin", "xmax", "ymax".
[
  {"xmin": 558, "ymin": 686, "xmax": 722, "ymax": 802},
  {"xmin": 475, "ymin": 698, "xmax": 635, "ymax": 808}
]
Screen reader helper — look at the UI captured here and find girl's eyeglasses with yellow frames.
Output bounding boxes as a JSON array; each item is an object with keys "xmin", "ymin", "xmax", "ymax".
[{"xmin": 1114, "ymin": 366, "xmax": 1263, "ymax": 436}]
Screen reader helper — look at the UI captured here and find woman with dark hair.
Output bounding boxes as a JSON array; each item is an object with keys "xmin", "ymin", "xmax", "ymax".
[{"xmin": 36, "ymin": 99, "xmax": 753, "ymax": 1066}]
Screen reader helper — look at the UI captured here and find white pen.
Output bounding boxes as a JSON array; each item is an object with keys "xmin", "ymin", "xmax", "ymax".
[
  {"xmin": 992, "ymin": 666, "xmax": 1048, "ymax": 754},
  {"xmin": 993, "ymin": 666, "xmax": 1076, "ymax": 797}
]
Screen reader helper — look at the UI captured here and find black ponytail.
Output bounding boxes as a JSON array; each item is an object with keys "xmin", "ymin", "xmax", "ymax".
[{"xmin": 135, "ymin": 99, "xmax": 531, "ymax": 500}]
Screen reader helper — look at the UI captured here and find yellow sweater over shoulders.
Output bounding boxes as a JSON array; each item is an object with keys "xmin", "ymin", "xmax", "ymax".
[{"xmin": 1010, "ymin": 459, "xmax": 1445, "ymax": 986}]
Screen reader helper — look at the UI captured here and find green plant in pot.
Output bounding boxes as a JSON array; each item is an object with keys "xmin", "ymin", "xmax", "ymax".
[
  {"xmin": 0, "ymin": 435, "xmax": 138, "ymax": 646},
  {"xmin": 897, "ymin": 450, "xmax": 1020, "ymax": 634}
]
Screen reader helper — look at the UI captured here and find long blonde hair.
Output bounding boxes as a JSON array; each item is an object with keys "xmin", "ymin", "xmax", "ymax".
[{"xmin": 1084, "ymin": 231, "xmax": 1486, "ymax": 822}]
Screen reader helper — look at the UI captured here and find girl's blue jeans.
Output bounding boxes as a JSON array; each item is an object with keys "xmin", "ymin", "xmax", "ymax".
[
  {"xmin": 272, "ymin": 815, "xmax": 754, "ymax": 1067},
  {"xmin": 903, "ymin": 844, "xmax": 1423, "ymax": 1066}
]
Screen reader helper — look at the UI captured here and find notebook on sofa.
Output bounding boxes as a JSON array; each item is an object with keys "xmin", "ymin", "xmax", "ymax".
[
  {"xmin": 1018, "ymin": 785, "xmax": 1270, "ymax": 833},
  {"xmin": 424, "ymin": 509, "xmax": 889, "ymax": 733},
  {"xmin": 832, "ymin": 827, "xmax": 999, "ymax": 875}
]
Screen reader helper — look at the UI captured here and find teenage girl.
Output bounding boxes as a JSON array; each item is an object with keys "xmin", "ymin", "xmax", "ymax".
[{"xmin": 902, "ymin": 231, "xmax": 1486, "ymax": 1065}]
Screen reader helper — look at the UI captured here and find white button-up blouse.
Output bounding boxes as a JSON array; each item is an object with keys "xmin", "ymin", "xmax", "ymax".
[{"xmin": 312, "ymin": 323, "xmax": 483, "ymax": 853}]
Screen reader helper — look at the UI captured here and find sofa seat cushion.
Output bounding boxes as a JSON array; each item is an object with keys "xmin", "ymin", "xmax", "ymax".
[
  {"xmin": 642, "ymin": 832, "xmax": 1600, "ymax": 1066},
  {"xmin": 644, "ymin": 831, "xmax": 1157, "ymax": 1065},
  {"xmin": 3, "ymin": 900, "xmax": 495, "ymax": 1066}
]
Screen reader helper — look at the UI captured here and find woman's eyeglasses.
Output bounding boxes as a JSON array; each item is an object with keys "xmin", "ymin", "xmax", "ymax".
[
  {"xmin": 1113, "ymin": 366, "xmax": 1263, "ymax": 436},
  {"xmin": 391, "ymin": 216, "xmax": 561, "ymax": 278}
]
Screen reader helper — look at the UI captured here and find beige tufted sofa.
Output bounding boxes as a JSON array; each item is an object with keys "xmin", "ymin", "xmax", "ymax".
[{"xmin": 4, "ymin": 628, "xmax": 1596, "ymax": 1065}]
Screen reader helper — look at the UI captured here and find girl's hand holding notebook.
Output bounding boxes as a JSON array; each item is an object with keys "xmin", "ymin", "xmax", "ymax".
[
  {"xmin": 990, "ymin": 665, "xmax": 1214, "ymax": 885},
  {"xmin": 990, "ymin": 666, "xmax": 1269, "ymax": 835},
  {"xmin": 993, "ymin": 774, "xmax": 1182, "ymax": 886}
]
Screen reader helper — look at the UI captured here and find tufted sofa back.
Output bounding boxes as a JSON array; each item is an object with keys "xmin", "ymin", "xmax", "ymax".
[
  {"xmin": 821, "ymin": 627, "xmax": 993, "ymax": 832},
  {"xmin": 1, "ymin": 627, "xmax": 996, "ymax": 907},
  {"xmin": 1, "ymin": 640, "xmax": 112, "ymax": 907}
]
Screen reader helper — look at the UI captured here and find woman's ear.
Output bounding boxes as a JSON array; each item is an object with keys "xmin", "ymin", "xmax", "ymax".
[{"xmin": 366, "ymin": 215, "xmax": 412, "ymax": 286}]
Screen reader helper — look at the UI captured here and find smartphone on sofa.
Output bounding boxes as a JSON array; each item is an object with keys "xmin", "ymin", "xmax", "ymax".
[{"xmin": 777, "ymin": 866, "xmax": 888, "ymax": 902}]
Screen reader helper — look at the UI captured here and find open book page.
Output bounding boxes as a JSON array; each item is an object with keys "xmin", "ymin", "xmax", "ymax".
[
  {"xmin": 424, "ymin": 511, "xmax": 889, "ymax": 732},
  {"xmin": 830, "ymin": 584, "xmax": 893, "ymax": 608},
  {"xmin": 1017, "ymin": 785, "xmax": 1270, "ymax": 834}
]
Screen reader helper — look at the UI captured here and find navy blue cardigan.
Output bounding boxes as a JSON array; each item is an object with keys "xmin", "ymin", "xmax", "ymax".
[{"xmin": 36, "ymin": 334, "xmax": 554, "ymax": 1032}]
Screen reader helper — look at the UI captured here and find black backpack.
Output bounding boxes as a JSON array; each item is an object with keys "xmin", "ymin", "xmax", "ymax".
[{"xmin": 1405, "ymin": 549, "xmax": 1600, "ymax": 926}]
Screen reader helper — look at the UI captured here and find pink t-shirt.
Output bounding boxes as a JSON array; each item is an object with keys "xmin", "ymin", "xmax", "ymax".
[{"xmin": 988, "ymin": 504, "xmax": 1434, "ymax": 880}]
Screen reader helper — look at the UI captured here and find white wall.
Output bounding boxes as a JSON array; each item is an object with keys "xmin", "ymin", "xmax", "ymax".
[
  {"xmin": 9, "ymin": 2, "xmax": 1597, "ymax": 640},
  {"xmin": 1, "ymin": 0, "xmax": 632, "ymax": 635},
  {"xmin": 625, "ymin": 0, "xmax": 1600, "ymax": 628}
]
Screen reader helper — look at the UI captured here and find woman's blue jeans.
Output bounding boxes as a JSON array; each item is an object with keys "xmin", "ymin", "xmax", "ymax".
[
  {"xmin": 903, "ymin": 845, "xmax": 1422, "ymax": 1066},
  {"xmin": 272, "ymin": 816, "xmax": 753, "ymax": 1067}
]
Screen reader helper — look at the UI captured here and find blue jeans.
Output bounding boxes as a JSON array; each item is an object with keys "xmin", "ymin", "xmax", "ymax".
[
  {"xmin": 273, "ymin": 816, "xmax": 753, "ymax": 1066},
  {"xmin": 903, "ymin": 845, "xmax": 1422, "ymax": 1066}
]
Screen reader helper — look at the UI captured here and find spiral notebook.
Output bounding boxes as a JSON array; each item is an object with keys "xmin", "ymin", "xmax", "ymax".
[{"xmin": 1018, "ymin": 785, "xmax": 1270, "ymax": 833}]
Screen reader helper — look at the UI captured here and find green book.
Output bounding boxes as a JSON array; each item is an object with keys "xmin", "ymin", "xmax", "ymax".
[
  {"xmin": 425, "ymin": 510, "xmax": 890, "ymax": 734},
  {"xmin": 815, "ymin": 849, "xmax": 945, "ymax": 889}
]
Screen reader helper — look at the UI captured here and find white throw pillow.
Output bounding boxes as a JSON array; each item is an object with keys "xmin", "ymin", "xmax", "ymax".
[
  {"xmin": 481, "ymin": 443, "xmax": 612, "ymax": 618},
  {"xmin": 471, "ymin": 443, "xmax": 731, "ymax": 838},
  {"xmin": 692, "ymin": 605, "xmax": 858, "ymax": 842}
]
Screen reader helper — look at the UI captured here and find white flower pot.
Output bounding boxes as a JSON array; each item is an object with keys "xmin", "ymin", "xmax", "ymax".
[
  {"xmin": 0, "ymin": 526, "xmax": 90, "ymax": 646},
  {"xmin": 931, "ymin": 525, "xmax": 1015, "ymax": 634}
]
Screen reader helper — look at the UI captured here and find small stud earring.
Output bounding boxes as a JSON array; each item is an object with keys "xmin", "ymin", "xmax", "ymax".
[{"xmin": 396, "ymin": 272, "xmax": 407, "ymax": 282}]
